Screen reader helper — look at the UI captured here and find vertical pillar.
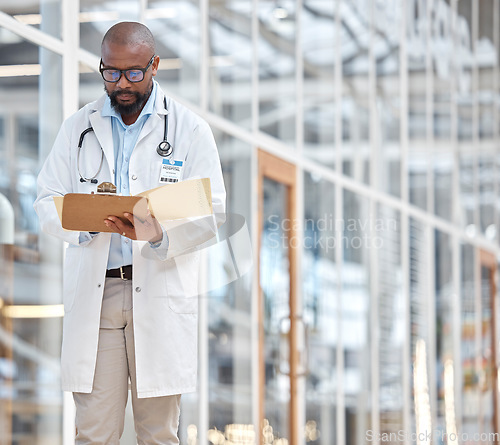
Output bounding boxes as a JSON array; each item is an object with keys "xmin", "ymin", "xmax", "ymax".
[
  {"xmin": 0, "ymin": 192, "xmax": 14, "ymax": 445},
  {"xmin": 232, "ymin": 157, "xmax": 252, "ymax": 424},
  {"xmin": 39, "ymin": 1, "xmax": 65, "ymax": 441},
  {"xmin": 334, "ymin": 1, "xmax": 345, "ymax": 444},
  {"xmin": 368, "ymin": 0, "xmax": 380, "ymax": 440},
  {"xmin": 61, "ymin": 0, "xmax": 80, "ymax": 120}
]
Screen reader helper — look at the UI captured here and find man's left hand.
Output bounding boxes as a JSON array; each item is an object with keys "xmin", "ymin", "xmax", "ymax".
[{"xmin": 104, "ymin": 211, "xmax": 163, "ymax": 243}]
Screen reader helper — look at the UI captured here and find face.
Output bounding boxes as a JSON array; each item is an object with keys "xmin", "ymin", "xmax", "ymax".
[{"xmin": 101, "ymin": 41, "xmax": 159, "ymax": 118}]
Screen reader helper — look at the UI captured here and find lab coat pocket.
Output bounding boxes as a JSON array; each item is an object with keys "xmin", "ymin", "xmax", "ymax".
[
  {"xmin": 166, "ymin": 251, "xmax": 200, "ymax": 314},
  {"xmin": 63, "ymin": 247, "xmax": 82, "ymax": 313}
]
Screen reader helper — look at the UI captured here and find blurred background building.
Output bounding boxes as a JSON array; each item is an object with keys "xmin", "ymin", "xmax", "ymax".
[{"xmin": 0, "ymin": 0, "xmax": 500, "ymax": 444}]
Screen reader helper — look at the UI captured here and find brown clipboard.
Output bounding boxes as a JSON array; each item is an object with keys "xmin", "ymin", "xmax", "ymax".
[{"xmin": 61, "ymin": 193, "xmax": 149, "ymax": 233}]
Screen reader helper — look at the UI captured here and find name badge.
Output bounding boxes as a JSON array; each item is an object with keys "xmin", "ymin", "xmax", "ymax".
[{"xmin": 159, "ymin": 159, "xmax": 183, "ymax": 184}]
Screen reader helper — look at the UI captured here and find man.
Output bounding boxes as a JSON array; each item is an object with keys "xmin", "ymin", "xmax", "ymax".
[{"xmin": 34, "ymin": 22, "xmax": 225, "ymax": 444}]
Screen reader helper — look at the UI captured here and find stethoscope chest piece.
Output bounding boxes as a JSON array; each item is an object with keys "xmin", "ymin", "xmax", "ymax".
[{"xmin": 157, "ymin": 140, "xmax": 173, "ymax": 157}]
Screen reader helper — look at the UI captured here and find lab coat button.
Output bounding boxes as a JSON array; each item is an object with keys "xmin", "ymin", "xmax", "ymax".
[
  {"xmin": 98, "ymin": 283, "xmax": 102, "ymax": 288},
  {"xmin": 131, "ymin": 175, "xmax": 137, "ymax": 180},
  {"xmin": 135, "ymin": 287, "xmax": 141, "ymax": 293}
]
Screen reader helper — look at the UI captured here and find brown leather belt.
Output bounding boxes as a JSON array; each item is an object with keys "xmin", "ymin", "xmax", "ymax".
[{"xmin": 106, "ymin": 265, "xmax": 132, "ymax": 280}]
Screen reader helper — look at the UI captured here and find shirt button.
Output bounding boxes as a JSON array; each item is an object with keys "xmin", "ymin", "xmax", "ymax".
[
  {"xmin": 131, "ymin": 175, "xmax": 137, "ymax": 180},
  {"xmin": 124, "ymin": 239, "xmax": 129, "ymax": 243},
  {"xmin": 125, "ymin": 157, "xmax": 129, "ymax": 162},
  {"xmin": 135, "ymin": 287, "xmax": 141, "ymax": 293},
  {"xmin": 98, "ymin": 283, "xmax": 102, "ymax": 288}
]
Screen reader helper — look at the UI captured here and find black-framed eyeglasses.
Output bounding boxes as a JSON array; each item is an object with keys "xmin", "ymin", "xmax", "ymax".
[{"xmin": 99, "ymin": 55, "xmax": 156, "ymax": 83}]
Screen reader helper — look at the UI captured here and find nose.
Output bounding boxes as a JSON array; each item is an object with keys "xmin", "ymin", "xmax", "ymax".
[{"xmin": 116, "ymin": 72, "xmax": 132, "ymax": 88}]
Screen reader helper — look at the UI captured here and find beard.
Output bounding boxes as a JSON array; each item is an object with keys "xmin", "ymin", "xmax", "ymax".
[{"xmin": 106, "ymin": 80, "xmax": 153, "ymax": 117}]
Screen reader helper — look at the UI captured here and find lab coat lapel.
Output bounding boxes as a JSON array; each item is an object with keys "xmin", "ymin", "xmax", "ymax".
[
  {"xmin": 89, "ymin": 106, "xmax": 114, "ymax": 180},
  {"xmin": 135, "ymin": 87, "xmax": 168, "ymax": 148},
  {"xmin": 136, "ymin": 112, "xmax": 162, "ymax": 147}
]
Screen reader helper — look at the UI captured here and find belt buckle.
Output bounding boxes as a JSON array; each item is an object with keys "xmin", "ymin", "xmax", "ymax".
[{"xmin": 119, "ymin": 266, "xmax": 128, "ymax": 281}]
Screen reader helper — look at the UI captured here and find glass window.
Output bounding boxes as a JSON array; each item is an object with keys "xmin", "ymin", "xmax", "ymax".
[
  {"xmin": 434, "ymin": 147, "xmax": 453, "ymax": 222},
  {"xmin": 410, "ymin": 218, "xmax": 432, "ymax": 440},
  {"xmin": 178, "ymin": 132, "xmax": 254, "ymax": 443},
  {"xmin": 0, "ymin": 117, "xmax": 4, "ymax": 170},
  {"xmin": 260, "ymin": 177, "xmax": 291, "ymax": 440},
  {"xmin": 477, "ymin": 2, "xmax": 497, "ymax": 239},
  {"xmin": 147, "ymin": 0, "xmax": 201, "ymax": 104},
  {"xmin": 432, "ymin": 2, "xmax": 454, "ymax": 223},
  {"xmin": 341, "ymin": 0, "xmax": 371, "ymax": 186},
  {"xmin": 80, "ymin": 0, "xmax": 142, "ymax": 55},
  {"xmin": 497, "ymin": 153, "xmax": 500, "ymax": 248},
  {"xmin": 408, "ymin": 0, "xmax": 428, "ymax": 211},
  {"xmin": 2, "ymin": 0, "xmax": 61, "ymax": 39},
  {"xmin": 479, "ymin": 257, "xmax": 497, "ymax": 441},
  {"xmin": 375, "ymin": 2, "xmax": 401, "ymax": 198},
  {"xmin": 456, "ymin": 2, "xmax": 477, "ymax": 231},
  {"xmin": 456, "ymin": 0, "xmax": 473, "ymax": 142},
  {"xmin": 207, "ymin": 133, "xmax": 253, "ymax": 437},
  {"xmin": 459, "ymin": 152, "xmax": 475, "ymax": 228},
  {"xmin": 479, "ymin": 152, "xmax": 496, "ymax": 236},
  {"xmin": 376, "ymin": 204, "xmax": 403, "ymax": 436},
  {"xmin": 342, "ymin": 189, "xmax": 371, "ymax": 444},
  {"xmin": 477, "ymin": 0, "xmax": 496, "ymax": 140},
  {"xmin": 434, "ymin": 230, "xmax": 453, "ymax": 441},
  {"xmin": 208, "ymin": 0, "xmax": 252, "ymax": 130},
  {"xmin": 303, "ymin": 172, "xmax": 336, "ymax": 445},
  {"xmin": 79, "ymin": 1, "xmax": 202, "ymax": 105},
  {"xmin": 79, "ymin": 61, "xmax": 102, "ymax": 107},
  {"xmin": 303, "ymin": 0, "xmax": 336, "ymax": 169},
  {"xmin": 342, "ymin": 94, "xmax": 370, "ymax": 185},
  {"xmin": 461, "ymin": 243, "xmax": 476, "ymax": 437},
  {"xmin": 0, "ymin": 34, "xmax": 63, "ymax": 444},
  {"xmin": 409, "ymin": 150, "xmax": 428, "ymax": 211},
  {"xmin": 258, "ymin": 0, "xmax": 296, "ymax": 145}
]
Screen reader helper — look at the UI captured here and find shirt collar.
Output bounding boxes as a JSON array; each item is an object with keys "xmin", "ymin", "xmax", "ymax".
[{"xmin": 101, "ymin": 80, "xmax": 157, "ymax": 125}]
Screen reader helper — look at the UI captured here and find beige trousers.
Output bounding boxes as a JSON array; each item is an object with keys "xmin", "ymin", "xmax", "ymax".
[{"xmin": 73, "ymin": 278, "xmax": 181, "ymax": 445}]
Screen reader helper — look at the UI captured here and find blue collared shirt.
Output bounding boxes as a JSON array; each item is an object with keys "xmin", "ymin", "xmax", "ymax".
[{"xmin": 101, "ymin": 82, "xmax": 157, "ymax": 269}]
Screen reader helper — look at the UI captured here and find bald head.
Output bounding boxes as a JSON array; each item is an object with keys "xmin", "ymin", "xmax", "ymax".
[{"xmin": 101, "ymin": 22, "xmax": 155, "ymax": 55}]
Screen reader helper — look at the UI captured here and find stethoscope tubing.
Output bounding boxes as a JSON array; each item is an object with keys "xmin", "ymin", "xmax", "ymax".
[
  {"xmin": 77, "ymin": 127, "xmax": 103, "ymax": 183},
  {"xmin": 156, "ymin": 97, "xmax": 173, "ymax": 157}
]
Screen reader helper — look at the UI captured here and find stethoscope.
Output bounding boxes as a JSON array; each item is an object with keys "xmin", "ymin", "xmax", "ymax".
[{"xmin": 78, "ymin": 97, "xmax": 173, "ymax": 183}]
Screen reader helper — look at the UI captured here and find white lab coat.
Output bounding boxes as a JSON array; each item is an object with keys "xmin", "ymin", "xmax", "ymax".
[{"xmin": 34, "ymin": 82, "xmax": 226, "ymax": 397}]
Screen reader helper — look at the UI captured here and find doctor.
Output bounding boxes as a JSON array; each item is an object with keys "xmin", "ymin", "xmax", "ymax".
[{"xmin": 34, "ymin": 22, "xmax": 225, "ymax": 444}]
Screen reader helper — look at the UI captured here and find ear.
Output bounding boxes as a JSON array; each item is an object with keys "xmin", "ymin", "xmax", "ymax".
[{"xmin": 152, "ymin": 55, "xmax": 160, "ymax": 76}]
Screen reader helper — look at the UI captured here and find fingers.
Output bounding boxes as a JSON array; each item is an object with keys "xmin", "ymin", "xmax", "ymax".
[
  {"xmin": 124, "ymin": 211, "xmax": 155, "ymax": 225},
  {"xmin": 123, "ymin": 212, "xmax": 135, "ymax": 225},
  {"xmin": 105, "ymin": 213, "xmax": 162, "ymax": 242},
  {"xmin": 124, "ymin": 212, "xmax": 148, "ymax": 226},
  {"xmin": 104, "ymin": 216, "xmax": 136, "ymax": 240}
]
